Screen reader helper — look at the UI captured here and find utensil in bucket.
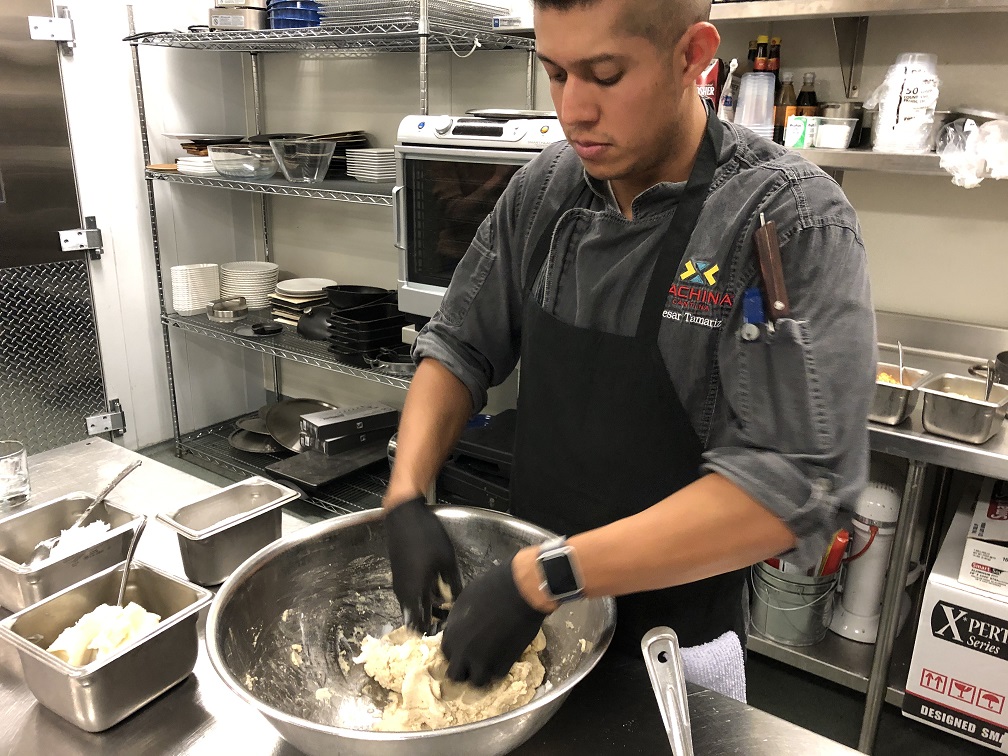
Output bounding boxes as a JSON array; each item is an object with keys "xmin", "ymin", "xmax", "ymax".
[
  {"xmin": 749, "ymin": 562, "xmax": 838, "ymax": 646},
  {"xmin": 642, "ymin": 626, "xmax": 693, "ymax": 756}
]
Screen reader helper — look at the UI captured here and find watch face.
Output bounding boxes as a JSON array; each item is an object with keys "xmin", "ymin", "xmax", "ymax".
[{"xmin": 542, "ymin": 551, "xmax": 580, "ymax": 597}]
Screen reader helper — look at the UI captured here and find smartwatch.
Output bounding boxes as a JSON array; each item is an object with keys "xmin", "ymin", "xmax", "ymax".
[{"xmin": 536, "ymin": 537, "xmax": 585, "ymax": 603}]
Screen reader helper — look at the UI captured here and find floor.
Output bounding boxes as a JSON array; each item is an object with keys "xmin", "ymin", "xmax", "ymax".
[{"xmin": 141, "ymin": 441, "xmax": 987, "ymax": 755}]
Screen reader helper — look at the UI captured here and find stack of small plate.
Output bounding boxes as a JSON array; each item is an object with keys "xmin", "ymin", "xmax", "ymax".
[
  {"xmin": 345, "ymin": 148, "xmax": 396, "ymax": 183},
  {"xmin": 176, "ymin": 156, "xmax": 217, "ymax": 176},
  {"xmin": 171, "ymin": 264, "xmax": 220, "ymax": 316},
  {"xmin": 220, "ymin": 262, "xmax": 280, "ymax": 309}
]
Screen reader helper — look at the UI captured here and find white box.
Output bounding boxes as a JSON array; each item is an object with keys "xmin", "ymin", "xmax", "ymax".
[
  {"xmin": 960, "ymin": 478, "xmax": 1008, "ymax": 597},
  {"xmin": 902, "ymin": 497, "xmax": 1008, "ymax": 751}
]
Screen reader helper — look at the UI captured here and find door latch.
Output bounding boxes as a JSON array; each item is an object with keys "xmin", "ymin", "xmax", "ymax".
[
  {"xmin": 86, "ymin": 399, "xmax": 127, "ymax": 438},
  {"xmin": 28, "ymin": 7, "xmax": 75, "ymax": 54},
  {"xmin": 60, "ymin": 216, "xmax": 104, "ymax": 260}
]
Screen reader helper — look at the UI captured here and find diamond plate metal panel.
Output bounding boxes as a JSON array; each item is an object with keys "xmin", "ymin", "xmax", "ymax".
[{"xmin": 0, "ymin": 260, "xmax": 107, "ymax": 453}]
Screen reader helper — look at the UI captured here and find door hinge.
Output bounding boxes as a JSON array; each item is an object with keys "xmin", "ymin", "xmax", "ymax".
[
  {"xmin": 28, "ymin": 7, "xmax": 75, "ymax": 53},
  {"xmin": 87, "ymin": 399, "xmax": 127, "ymax": 437},
  {"xmin": 60, "ymin": 216, "xmax": 104, "ymax": 260}
]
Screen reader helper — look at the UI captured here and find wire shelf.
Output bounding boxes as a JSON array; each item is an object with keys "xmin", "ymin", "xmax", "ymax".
[
  {"xmin": 147, "ymin": 170, "xmax": 394, "ymax": 205},
  {"xmin": 135, "ymin": 23, "xmax": 535, "ymax": 53},
  {"xmin": 164, "ymin": 312, "xmax": 414, "ymax": 390},
  {"xmin": 180, "ymin": 417, "xmax": 391, "ymax": 515}
]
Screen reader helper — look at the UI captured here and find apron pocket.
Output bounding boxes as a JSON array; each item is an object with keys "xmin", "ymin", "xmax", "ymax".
[{"xmin": 734, "ymin": 318, "xmax": 833, "ymax": 455}]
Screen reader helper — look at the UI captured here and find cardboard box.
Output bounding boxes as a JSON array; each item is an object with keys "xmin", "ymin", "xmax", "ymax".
[
  {"xmin": 960, "ymin": 478, "xmax": 1008, "ymax": 598},
  {"xmin": 299, "ymin": 404, "xmax": 399, "ymax": 442},
  {"xmin": 902, "ymin": 491, "xmax": 1008, "ymax": 751}
]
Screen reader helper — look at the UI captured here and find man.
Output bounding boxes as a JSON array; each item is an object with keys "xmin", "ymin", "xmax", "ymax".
[{"xmin": 383, "ymin": 0, "xmax": 875, "ymax": 686}]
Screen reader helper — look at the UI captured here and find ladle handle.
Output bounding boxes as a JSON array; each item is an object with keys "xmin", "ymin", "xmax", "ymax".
[
  {"xmin": 642, "ymin": 627, "xmax": 694, "ymax": 756},
  {"xmin": 117, "ymin": 515, "xmax": 147, "ymax": 607},
  {"xmin": 73, "ymin": 460, "xmax": 142, "ymax": 530}
]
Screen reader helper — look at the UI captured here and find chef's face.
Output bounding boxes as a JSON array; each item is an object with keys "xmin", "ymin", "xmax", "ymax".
[{"xmin": 534, "ymin": 0, "xmax": 718, "ymax": 185}]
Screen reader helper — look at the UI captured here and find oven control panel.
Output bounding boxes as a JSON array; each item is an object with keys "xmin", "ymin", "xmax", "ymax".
[{"xmin": 398, "ymin": 115, "xmax": 566, "ymax": 150}]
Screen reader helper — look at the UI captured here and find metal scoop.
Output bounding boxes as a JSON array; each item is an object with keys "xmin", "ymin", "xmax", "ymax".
[
  {"xmin": 986, "ymin": 358, "xmax": 996, "ymax": 401},
  {"xmin": 897, "ymin": 340, "xmax": 905, "ymax": 386},
  {"xmin": 117, "ymin": 515, "xmax": 147, "ymax": 607},
  {"xmin": 29, "ymin": 460, "xmax": 142, "ymax": 565},
  {"xmin": 642, "ymin": 626, "xmax": 693, "ymax": 756}
]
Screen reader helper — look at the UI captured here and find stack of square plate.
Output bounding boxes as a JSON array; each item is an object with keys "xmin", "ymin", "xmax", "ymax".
[
  {"xmin": 176, "ymin": 156, "xmax": 217, "ymax": 176},
  {"xmin": 171, "ymin": 264, "xmax": 220, "ymax": 316},
  {"xmin": 220, "ymin": 262, "xmax": 279, "ymax": 309},
  {"xmin": 345, "ymin": 148, "xmax": 396, "ymax": 183}
]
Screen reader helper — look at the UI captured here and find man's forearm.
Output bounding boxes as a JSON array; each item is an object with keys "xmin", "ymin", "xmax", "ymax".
[
  {"xmin": 511, "ymin": 473, "xmax": 797, "ymax": 611},
  {"xmin": 383, "ymin": 358, "xmax": 473, "ymax": 509}
]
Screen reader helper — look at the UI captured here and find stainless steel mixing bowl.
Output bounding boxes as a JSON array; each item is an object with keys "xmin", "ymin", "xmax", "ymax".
[{"xmin": 206, "ymin": 505, "xmax": 616, "ymax": 756}]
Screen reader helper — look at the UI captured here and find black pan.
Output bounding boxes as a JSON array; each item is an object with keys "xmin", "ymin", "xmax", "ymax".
[{"xmin": 324, "ymin": 285, "xmax": 395, "ymax": 310}]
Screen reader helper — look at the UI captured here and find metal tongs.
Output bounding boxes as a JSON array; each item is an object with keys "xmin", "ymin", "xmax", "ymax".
[{"xmin": 642, "ymin": 627, "xmax": 694, "ymax": 756}]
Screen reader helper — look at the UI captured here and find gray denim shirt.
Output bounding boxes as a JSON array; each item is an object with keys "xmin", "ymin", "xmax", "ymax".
[{"xmin": 414, "ymin": 118, "xmax": 877, "ymax": 568}]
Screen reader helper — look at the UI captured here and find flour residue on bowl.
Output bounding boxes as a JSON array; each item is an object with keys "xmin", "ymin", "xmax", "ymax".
[{"xmin": 354, "ymin": 625, "xmax": 547, "ymax": 731}]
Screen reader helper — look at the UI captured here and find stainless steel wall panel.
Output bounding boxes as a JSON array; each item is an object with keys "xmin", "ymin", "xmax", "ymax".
[
  {"xmin": 0, "ymin": 260, "xmax": 106, "ymax": 453},
  {"xmin": 0, "ymin": 0, "xmax": 81, "ymax": 268}
]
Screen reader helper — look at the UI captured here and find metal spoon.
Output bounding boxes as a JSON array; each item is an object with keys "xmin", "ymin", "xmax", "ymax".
[
  {"xmin": 986, "ymin": 358, "xmax": 996, "ymax": 402},
  {"xmin": 897, "ymin": 340, "xmax": 905, "ymax": 386},
  {"xmin": 29, "ymin": 460, "xmax": 142, "ymax": 565},
  {"xmin": 117, "ymin": 515, "xmax": 147, "ymax": 607}
]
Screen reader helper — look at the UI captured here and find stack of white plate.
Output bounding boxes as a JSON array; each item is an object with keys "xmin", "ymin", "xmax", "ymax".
[
  {"xmin": 220, "ymin": 261, "xmax": 280, "ymax": 309},
  {"xmin": 276, "ymin": 277, "xmax": 338, "ymax": 298},
  {"xmin": 176, "ymin": 156, "xmax": 217, "ymax": 176},
  {"xmin": 345, "ymin": 148, "xmax": 396, "ymax": 183},
  {"xmin": 171, "ymin": 264, "xmax": 220, "ymax": 316}
]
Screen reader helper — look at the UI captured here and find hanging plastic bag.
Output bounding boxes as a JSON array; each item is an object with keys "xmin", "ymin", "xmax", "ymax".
[{"xmin": 936, "ymin": 118, "xmax": 1008, "ymax": 188}]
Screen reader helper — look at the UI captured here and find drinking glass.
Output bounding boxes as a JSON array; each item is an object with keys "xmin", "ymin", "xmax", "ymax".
[{"xmin": 0, "ymin": 440, "xmax": 30, "ymax": 505}]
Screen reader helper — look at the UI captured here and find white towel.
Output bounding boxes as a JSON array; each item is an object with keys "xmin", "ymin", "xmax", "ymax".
[{"xmin": 680, "ymin": 630, "xmax": 747, "ymax": 703}]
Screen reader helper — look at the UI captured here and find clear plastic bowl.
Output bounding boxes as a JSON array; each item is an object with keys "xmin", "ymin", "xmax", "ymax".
[
  {"xmin": 207, "ymin": 144, "xmax": 278, "ymax": 179},
  {"xmin": 813, "ymin": 118, "xmax": 859, "ymax": 149},
  {"xmin": 269, "ymin": 139, "xmax": 337, "ymax": 183}
]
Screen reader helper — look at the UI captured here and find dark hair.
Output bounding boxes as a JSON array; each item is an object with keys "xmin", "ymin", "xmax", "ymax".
[{"xmin": 532, "ymin": 0, "xmax": 711, "ymax": 48}]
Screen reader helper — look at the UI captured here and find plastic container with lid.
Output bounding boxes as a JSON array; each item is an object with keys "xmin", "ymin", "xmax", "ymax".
[{"xmin": 814, "ymin": 117, "xmax": 859, "ymax": 149}]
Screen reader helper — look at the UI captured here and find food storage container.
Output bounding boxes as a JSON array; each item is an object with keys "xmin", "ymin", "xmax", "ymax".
[
  {"xmin": 813, "ymin": 117, "xmax": 859, "ymax": 149},
  {"xmin": 156, "ymin": 477, "xmax": 299, "ymax": 586},
  {"xmin": 868, "ymin": 361, "xmax": 930, "ymax": 426},
  {"xmin": 0, "ymin": 493, "xmax": 141, "ymax": 612},
  {"xmin": 918, "ymin": 373, "xmax": 1008, "ymax": 444},
  {"xmin": 0, "ymin": 561, "xmax": 211, "ymax": 732}
]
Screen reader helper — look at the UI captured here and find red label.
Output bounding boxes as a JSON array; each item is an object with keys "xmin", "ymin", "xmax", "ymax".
[
  {"xmin": 988, "ymin": 502, "xmax": 1008, "ymax": 521},
  {"xmin": 950, "ymin": 678, "xmax": 977, "ymax": 705},
  {"xmin": 921, "ymin": 668, "xmax": 948, "ymax": 694},
  {"xmin": 978, "ymin": 689, "xmax": 1005, "ymax": 715}
]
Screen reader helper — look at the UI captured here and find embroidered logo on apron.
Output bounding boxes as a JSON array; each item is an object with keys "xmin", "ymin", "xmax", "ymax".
[{"xmin": 663, "ymin": 258, "xmax": 734, "ymax": 329}]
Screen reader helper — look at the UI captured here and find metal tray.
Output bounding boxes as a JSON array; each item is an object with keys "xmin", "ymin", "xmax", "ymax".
[
  {"xmin": 155, "ymin": 477, "xmax": 299, "ymax": 586},
  {"xmin": 918, "ymin": 373, "xmax": 1008, "ymax": 445},
  {"xmin": 868, "ymin": 362, "xmax": 930, "ymax": 426},
  {"xmin": 0, "ymin": 561, "xmax": 211, "ymax": 732},
  {"xmin": 0, "ymin": 493, "xmax": 141, "ymax": 612}
]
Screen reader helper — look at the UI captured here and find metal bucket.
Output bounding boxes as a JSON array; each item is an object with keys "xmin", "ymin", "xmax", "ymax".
[{"xmin": 750, "ymin": 562, "xmax": 838, "ymax": 646}]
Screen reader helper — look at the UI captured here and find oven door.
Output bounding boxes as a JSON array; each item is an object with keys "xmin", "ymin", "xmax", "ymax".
[{"xmin": 394, "ymin": 145, "xmax": 541, "ymax": 319}]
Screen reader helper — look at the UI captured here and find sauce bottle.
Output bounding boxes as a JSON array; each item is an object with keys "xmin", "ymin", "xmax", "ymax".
[
  {"xmin": 754, "ymin": 35, "xmax": 770, "ymax": 72},
  {"xmin": 774, "ymin": 71, "xmax": 797, "ymax": 144},
  {"xmin": 796, "ymin": 72, "xmax": 819, "ymax": 117},
  {"xmin": 768, "ymin": 37, "xmax": 782, "ymax": 93}
]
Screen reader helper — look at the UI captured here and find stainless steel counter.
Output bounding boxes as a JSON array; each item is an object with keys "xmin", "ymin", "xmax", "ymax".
[{"xmin": 0, "ymin": 439, "xmax": 858, "ymax": 755}]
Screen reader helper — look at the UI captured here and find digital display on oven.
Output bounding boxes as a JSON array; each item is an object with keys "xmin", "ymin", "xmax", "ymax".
[{"xmin": 404, "ymin": 158, "xmax": 522, "ymax": 289}]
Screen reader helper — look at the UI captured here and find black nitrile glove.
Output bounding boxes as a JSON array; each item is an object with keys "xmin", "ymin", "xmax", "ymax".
[
  {"xmin": 385, "ymin": 496, "xmax": 462, "ymax": 633},
  {"xmin": 442, "ymin": 561, "xmax": 548, "ymax": 687}
]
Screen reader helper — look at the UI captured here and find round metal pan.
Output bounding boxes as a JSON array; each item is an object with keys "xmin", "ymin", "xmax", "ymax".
[
  {"xmin": 262, "ymin": 398, "xmax": 338, "ymax": 452},
  {"xmin": 228, "ymin": 429, "xmax": 283, "ymax": 454},
  {"xmin": 235, "ymin": 416, "xmax": 270, "ymax": 435}
]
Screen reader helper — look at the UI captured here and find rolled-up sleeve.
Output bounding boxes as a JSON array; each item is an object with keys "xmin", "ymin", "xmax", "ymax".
[
  {"xmin": 702, "ymin": 220, "xmax": 876, "ymax": 569},
  {"xmin": 412, "ymin": 168, "xmax": 528, "ymax": 413}
]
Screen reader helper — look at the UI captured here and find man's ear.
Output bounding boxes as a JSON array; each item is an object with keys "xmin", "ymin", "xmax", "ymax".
[{"xmin": 678, "ymin": 22, "xmax": 721, "ymax": 90}]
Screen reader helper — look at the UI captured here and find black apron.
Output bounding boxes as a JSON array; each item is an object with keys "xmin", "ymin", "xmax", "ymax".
[{"xmin": 510, "ymin": 108, "xmax": 746, "ymax": 653}]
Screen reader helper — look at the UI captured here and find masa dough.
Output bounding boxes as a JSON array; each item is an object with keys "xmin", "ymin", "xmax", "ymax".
[{"xmin": 355, "ymin": 626, "xmax": 547, "ymax": 731}]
